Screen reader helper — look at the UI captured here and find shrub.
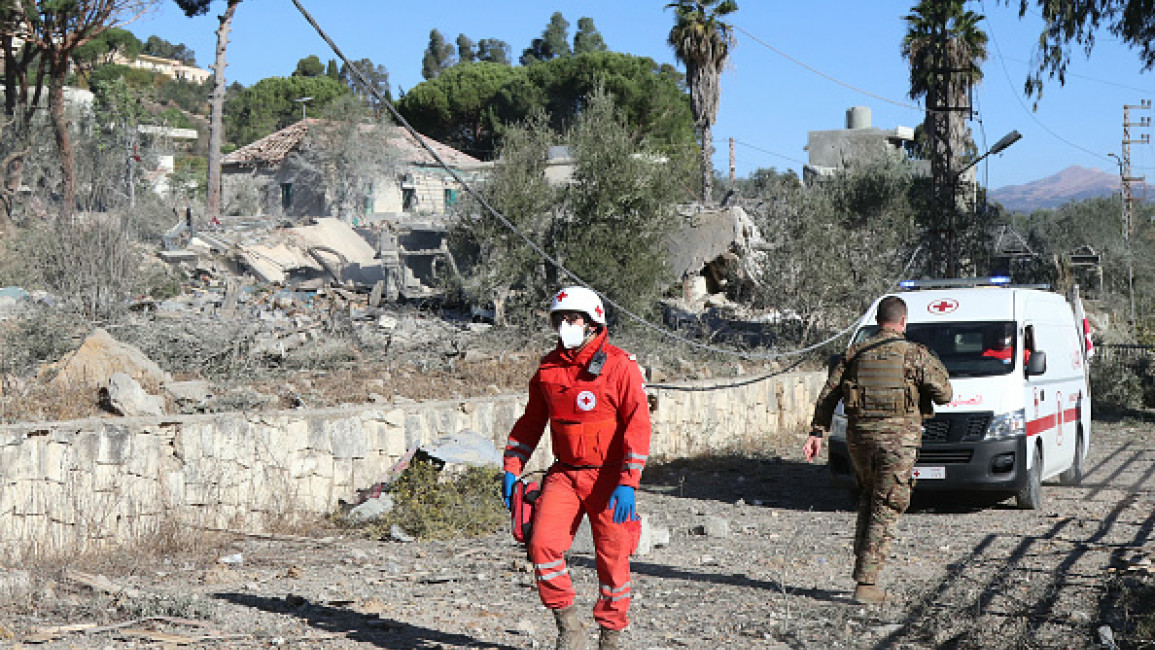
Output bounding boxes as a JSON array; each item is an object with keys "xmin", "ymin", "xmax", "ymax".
[
  {"xmin": 1089, "ymin": 358, "xmax": 1145, "ymax": 414},
  {"xmin": 366, "ymin": 460, "xmax": 505, "ymax": 541}
]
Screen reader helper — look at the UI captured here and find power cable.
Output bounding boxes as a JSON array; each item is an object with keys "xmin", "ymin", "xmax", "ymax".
[
  {"xmin": 289, "ymin": 0, "xmax": 920, "ymax": 362},
  {"xmin": 729, "ymin": 137, "xmax": 808, "ymax": 166},
  {"xmin": 981, "ymin": 5, "xmax": 1113, "ymax": 163},
  {"xmin": 732, "ymin": 24, "xmax": 928, "ymax": 114}
]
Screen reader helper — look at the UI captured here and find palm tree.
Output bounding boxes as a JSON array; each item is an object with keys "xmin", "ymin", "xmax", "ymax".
[
  {"xmin": 902, "ymin": 0, "xmax": 987, "ymax": 167},
  {"xmin": 903, "ymin": 0, "xmax": 987, "ymax": 277},
  {"xmin": 667, "ymin": 0, "xmax": 737, "ymax": 205}
]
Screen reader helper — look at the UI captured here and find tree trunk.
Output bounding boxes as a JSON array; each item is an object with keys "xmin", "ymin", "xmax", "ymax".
[
  {"xmin": 48, "ymin": 56, "xmax": 76, "ymax": 222},
  {"xmin": 206, "ymin": 0, "xmax": 239, "ymax": 225},
  {"xmin": 700, "ymin": 124, "xmax": 714, "ymax": 205}
]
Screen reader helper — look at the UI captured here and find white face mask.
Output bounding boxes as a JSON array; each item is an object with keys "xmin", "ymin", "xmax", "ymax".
[{"xmin": 558, "ymin": 321, "xmax": 588, "ymax": 349}]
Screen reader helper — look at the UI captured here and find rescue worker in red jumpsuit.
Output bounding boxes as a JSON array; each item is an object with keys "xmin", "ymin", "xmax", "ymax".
[{"xmin": 501, "ymin": 286, "xmax": 651, "ymax": 650}]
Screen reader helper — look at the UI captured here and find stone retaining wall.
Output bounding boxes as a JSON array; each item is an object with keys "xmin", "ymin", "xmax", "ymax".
[{"xmin": 0, "ymin": 370, "xmax": 824, "ymax": 559}]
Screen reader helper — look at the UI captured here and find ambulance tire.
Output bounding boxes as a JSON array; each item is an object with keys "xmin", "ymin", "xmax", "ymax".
[
  {"xmin": 1015, "ymin": 446, "xmax": 1043, "ymax": 510},
  {"xmin": 1057, "ymin": 429, "xmax": 1085, "ymax": 486}
]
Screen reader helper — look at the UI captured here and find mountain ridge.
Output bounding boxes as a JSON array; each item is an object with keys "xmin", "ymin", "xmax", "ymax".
[{"xmin": 989, "ymin": 165, "xmax": 1139, "ymax": 212}]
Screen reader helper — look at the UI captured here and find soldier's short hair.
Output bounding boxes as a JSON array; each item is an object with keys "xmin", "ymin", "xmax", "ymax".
[{"xmin": 876, "ymin": 296, "xmax": 907, "ymax": 325}]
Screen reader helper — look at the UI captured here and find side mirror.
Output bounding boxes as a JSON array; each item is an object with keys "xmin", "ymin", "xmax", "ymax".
[{"xmin": 1026, "ymin": 350, "xmax": 1047, "ymax": 376}]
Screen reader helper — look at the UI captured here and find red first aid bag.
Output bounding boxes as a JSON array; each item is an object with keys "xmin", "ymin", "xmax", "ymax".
[{"xmin": 510, "ymin": 476, "xmax": 541, "ymax": 545}]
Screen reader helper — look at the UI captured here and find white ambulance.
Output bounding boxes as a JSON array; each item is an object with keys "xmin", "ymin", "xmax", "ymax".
[{"xmin": 826, "ymin": 277, "xmax": 1094, "ymax": 509}]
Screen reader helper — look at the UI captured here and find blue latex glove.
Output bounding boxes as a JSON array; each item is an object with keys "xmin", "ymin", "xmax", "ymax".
[
  {"xmin": 502, "ymin": 472, "xmax": 517, "ymax": 510},
  {"xmin": 607, "ymin": 485, "xmax": 637, "ymax": 524}
]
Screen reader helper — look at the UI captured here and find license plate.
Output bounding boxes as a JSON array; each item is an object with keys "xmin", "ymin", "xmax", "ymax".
[{"xmin": 913, "ymin": 466, "xmax": 946, "ymax": 480}]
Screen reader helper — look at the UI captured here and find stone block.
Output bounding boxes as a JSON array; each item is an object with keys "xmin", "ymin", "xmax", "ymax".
[
  {"xmin": 307, "ymin": 419, "xmax": 332, "ymax": 453},
  {"xmin": 330, "ymin": 418, "xmax": 368, "ymax": 459},
  {"xmin": 42, "ymin": 442, "xmax": 69, "ymax": 484},
  {"xmin": 281, "ymin": 419, "xmax": 310, "ymax": 453},
  {"xmin": 95, "ymin": 427, "xmax": 132, "ymax": 465}
]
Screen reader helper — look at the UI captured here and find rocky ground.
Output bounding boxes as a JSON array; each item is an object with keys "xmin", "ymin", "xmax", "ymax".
[{"xmin": 2, "ymin": 419, "xmax": 1153, "ymax": 649}]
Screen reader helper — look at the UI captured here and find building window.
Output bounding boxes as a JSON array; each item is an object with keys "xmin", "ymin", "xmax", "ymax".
[
  {"xmin": 402, "ymin": 188, "xmax": 417, "ymax": 212},
  {"xmin": 280, "ymin": 183, "xmax": 293, "ymax": 211},
  {"xmin": 444, "ymin": 188, "xmax": 457, "ymax": 207}
]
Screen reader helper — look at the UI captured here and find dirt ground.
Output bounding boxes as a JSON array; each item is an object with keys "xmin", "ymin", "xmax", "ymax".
[{"xmin": 2, "ymin": 419, "xmax": 1152, "ymax": 649}]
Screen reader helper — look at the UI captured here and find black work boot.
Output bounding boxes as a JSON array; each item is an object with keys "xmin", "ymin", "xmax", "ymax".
[
  {"xmin": 598, "ymin": 626, "xmax": 622, "ymax": 649},
  {"xmin": 552, "ymin": 606, "xmax": 586, "ymax": 650}
]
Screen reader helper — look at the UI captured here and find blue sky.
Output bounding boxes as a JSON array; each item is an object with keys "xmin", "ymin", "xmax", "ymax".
[{"xmin": 129, "ymin": 0, "xmax": 1155, "ymax": 190}]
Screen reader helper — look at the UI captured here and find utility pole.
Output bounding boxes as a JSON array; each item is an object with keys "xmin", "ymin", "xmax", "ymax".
[
  {"xmin": 1114, "ymin": 100, "xmax": 1150, "ymax": 340},
  {"xmin": 928, "ymin": 21, "xmax": 973, "ymax": 278},
  {"xmin": 728, "ymin": 137, "xmax": 735, "ymax": 186}
]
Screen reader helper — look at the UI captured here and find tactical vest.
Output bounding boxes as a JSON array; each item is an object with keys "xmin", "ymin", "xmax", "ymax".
[
  {"xmin": 842, "ymin": 339, "xmax": 920, "ymax": 419},
  {"xmin": 539, "ymin": 357, "xmax": 622, "ymax": 468}
]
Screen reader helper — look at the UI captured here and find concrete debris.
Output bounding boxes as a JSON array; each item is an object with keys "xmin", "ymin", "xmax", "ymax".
[
  {"xmin": 218, "ymin": 553, "xmax": 244, "ymax": 565},
  {"xmin": 390, "ymin": 524, "xmax": 415, "ymax": 543},
  {"xmin": 163, "ymin": 380, "xmax": 214, "ymax": 409},
  {"xmin": 704, "ymin": 517, "xmax": 731, "ymax": 538},
  {"xmin": 0, "ymin": 286, "xmax": 30, "ymax": 320},
  {"xmin": 102, "ymin": 372, "xmax": 165, "ymax": 417},
  {"xmin": 416, "ymin": 429, "xmax": 502, "ymax": 471},
  {"xmin": 42, "ymin": 328, "xmax": 172, "ymax": 391},
  {"xmin": 160, "ymin": 216, "xmax": 458, "ymax": 299},
  {"xmin": 348, "ymin": 494, "xmax": 396, "ymax": 523}
]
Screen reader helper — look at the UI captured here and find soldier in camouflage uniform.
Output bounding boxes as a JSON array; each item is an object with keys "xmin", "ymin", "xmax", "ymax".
[{"xmin": 803, "ymin": 296, "xmax": 952, "ymax": 604}]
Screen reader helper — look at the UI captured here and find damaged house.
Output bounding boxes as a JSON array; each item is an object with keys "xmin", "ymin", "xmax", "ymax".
[{"xmin": 220, "ymin": 118, "xmax": 486, "ymax": 221}]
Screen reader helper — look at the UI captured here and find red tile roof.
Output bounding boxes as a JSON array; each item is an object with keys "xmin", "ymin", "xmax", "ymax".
[{"xmin": 221, "ymin": 118, "xmax": 481, "ymax": 168}]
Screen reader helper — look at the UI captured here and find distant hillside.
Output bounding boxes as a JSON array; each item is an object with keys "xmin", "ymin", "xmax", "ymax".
[{"xmin": 988, "ymin": 165, "xmax": 1139, "ymax": 213}]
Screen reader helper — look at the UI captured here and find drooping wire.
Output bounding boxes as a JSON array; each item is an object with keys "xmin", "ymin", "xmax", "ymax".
[
  {"xmin": 288, "ymin": 0, "xmax": 920, "ymax": 362},
  {"xmin": 733, "ymin": 25, "xmax": 926, "ymax": 114}
]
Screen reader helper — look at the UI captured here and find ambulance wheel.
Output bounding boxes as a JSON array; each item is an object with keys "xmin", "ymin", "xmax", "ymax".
[
  {"xmin": 1015, "ymin": 446, "xmax": 1043, "ymax": 510},
  {"xmin": 1058, "ymin": 429, "xmax": 1085, "ymax": 486}
]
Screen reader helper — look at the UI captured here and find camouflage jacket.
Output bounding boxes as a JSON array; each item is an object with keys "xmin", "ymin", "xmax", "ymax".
[{"xmin": 811, "ymin": 326, "xmax": 953, "ymax": 433}]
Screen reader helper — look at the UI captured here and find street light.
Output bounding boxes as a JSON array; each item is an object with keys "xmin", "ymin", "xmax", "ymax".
[
  {"xmin": 294, "ymin": 96, "xmax": 313, "ymax": 121},
  {"xmin": 956, "ymin": 129, "xmax": 1022, "ymax": 178},
  {"xmin": 945, "ymin": 129, "xmax": 1022, "ymax": 278}
]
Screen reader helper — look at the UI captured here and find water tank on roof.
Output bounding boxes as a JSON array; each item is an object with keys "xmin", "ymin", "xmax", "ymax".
[{"xmin": 846, "ymin": 106, "xmax": 871, "ymax": 130}]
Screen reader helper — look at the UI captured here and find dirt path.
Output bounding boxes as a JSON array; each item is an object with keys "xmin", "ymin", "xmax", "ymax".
[{"xmin": 5, "ymin": 421, "xmax": 1153, "ymax": 649}]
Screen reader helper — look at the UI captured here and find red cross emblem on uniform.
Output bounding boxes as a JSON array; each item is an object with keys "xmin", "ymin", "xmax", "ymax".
[
  {"xmin": 576, "ymin": 390, "xmax": 596, "ymax": 411},
  {"xmin": 594, "ymin": 305, "xmax": 603, "ymax": 319},
  {"xmin": 927, "ymin": 299, "xmax": 959, "ymax": 314}
]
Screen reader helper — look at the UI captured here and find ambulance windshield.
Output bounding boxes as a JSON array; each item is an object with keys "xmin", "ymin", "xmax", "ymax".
[{"xmin": 852, "ymin": 321, "xmax": 1018, "ymax": 377}]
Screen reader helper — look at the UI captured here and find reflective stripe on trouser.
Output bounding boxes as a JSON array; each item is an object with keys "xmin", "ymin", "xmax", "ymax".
[
  {"xmin": 527, "ymin": 466, "xmax": 640, "ymax": 631},
  {"xmin": 847, "ymin": 430, "xmax": 918, "ymax": 585}
]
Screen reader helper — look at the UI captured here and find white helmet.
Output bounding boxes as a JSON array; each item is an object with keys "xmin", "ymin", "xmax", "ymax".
[{"xmin": 550, "ymin": 286, "xmax": 606, "ymax": 325}]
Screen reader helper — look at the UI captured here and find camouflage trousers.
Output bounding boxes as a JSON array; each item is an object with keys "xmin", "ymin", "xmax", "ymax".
[{"xmin": 847, "ymin": 429, "xmax": 919, "ymax": 585}]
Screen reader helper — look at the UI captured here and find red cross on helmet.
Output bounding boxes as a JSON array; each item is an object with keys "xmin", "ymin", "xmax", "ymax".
[{"xmin": 550, "ymin": 286, "xmax": 606, "ymax": 325}]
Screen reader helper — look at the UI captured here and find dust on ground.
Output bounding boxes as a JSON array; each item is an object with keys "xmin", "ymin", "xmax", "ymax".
[{"xmin": 2, "ymin": 420, "xmax": 1152, "ymax": 649}]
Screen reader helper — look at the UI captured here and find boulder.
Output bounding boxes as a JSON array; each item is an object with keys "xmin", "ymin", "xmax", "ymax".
[{"xmin": 102, "ymin": 372, "xmax": 165, "ymax": 417}]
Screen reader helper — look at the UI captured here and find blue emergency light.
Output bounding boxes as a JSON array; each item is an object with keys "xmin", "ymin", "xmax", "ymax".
[{"xmin": 899, "ymin": 277, "xmax": 1016, "ymax": 290}]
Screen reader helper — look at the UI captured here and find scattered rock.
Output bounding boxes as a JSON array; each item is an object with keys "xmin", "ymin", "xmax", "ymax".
[
  {"xmin": 705, "ymin": 516, "xmax": 730, "ymax": 538},
  {"xmin": 390, "ymin": 525, "xmax": 415, "ymax": 543},
  {"xmin": 348, "ymin": 495, "xmax": 395, "ymax": 523}
]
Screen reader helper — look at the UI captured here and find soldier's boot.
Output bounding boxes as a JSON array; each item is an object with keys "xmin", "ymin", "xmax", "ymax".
[
  {"xmin": 598, "ymin": 627, "xmax": 622, "ymax": 650},
  {"xmin": 552, "ymin": 606, "xmax": 586, "ymax": 650},
  {"xmin": 853, "ymin": 583, "xmax": 888, "ymax": 604}
]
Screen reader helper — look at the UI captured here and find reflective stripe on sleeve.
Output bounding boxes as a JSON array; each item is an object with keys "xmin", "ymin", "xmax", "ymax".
[{"xmin": 625, "ymin": 453, "xmax": 648, "ymax": 461}]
